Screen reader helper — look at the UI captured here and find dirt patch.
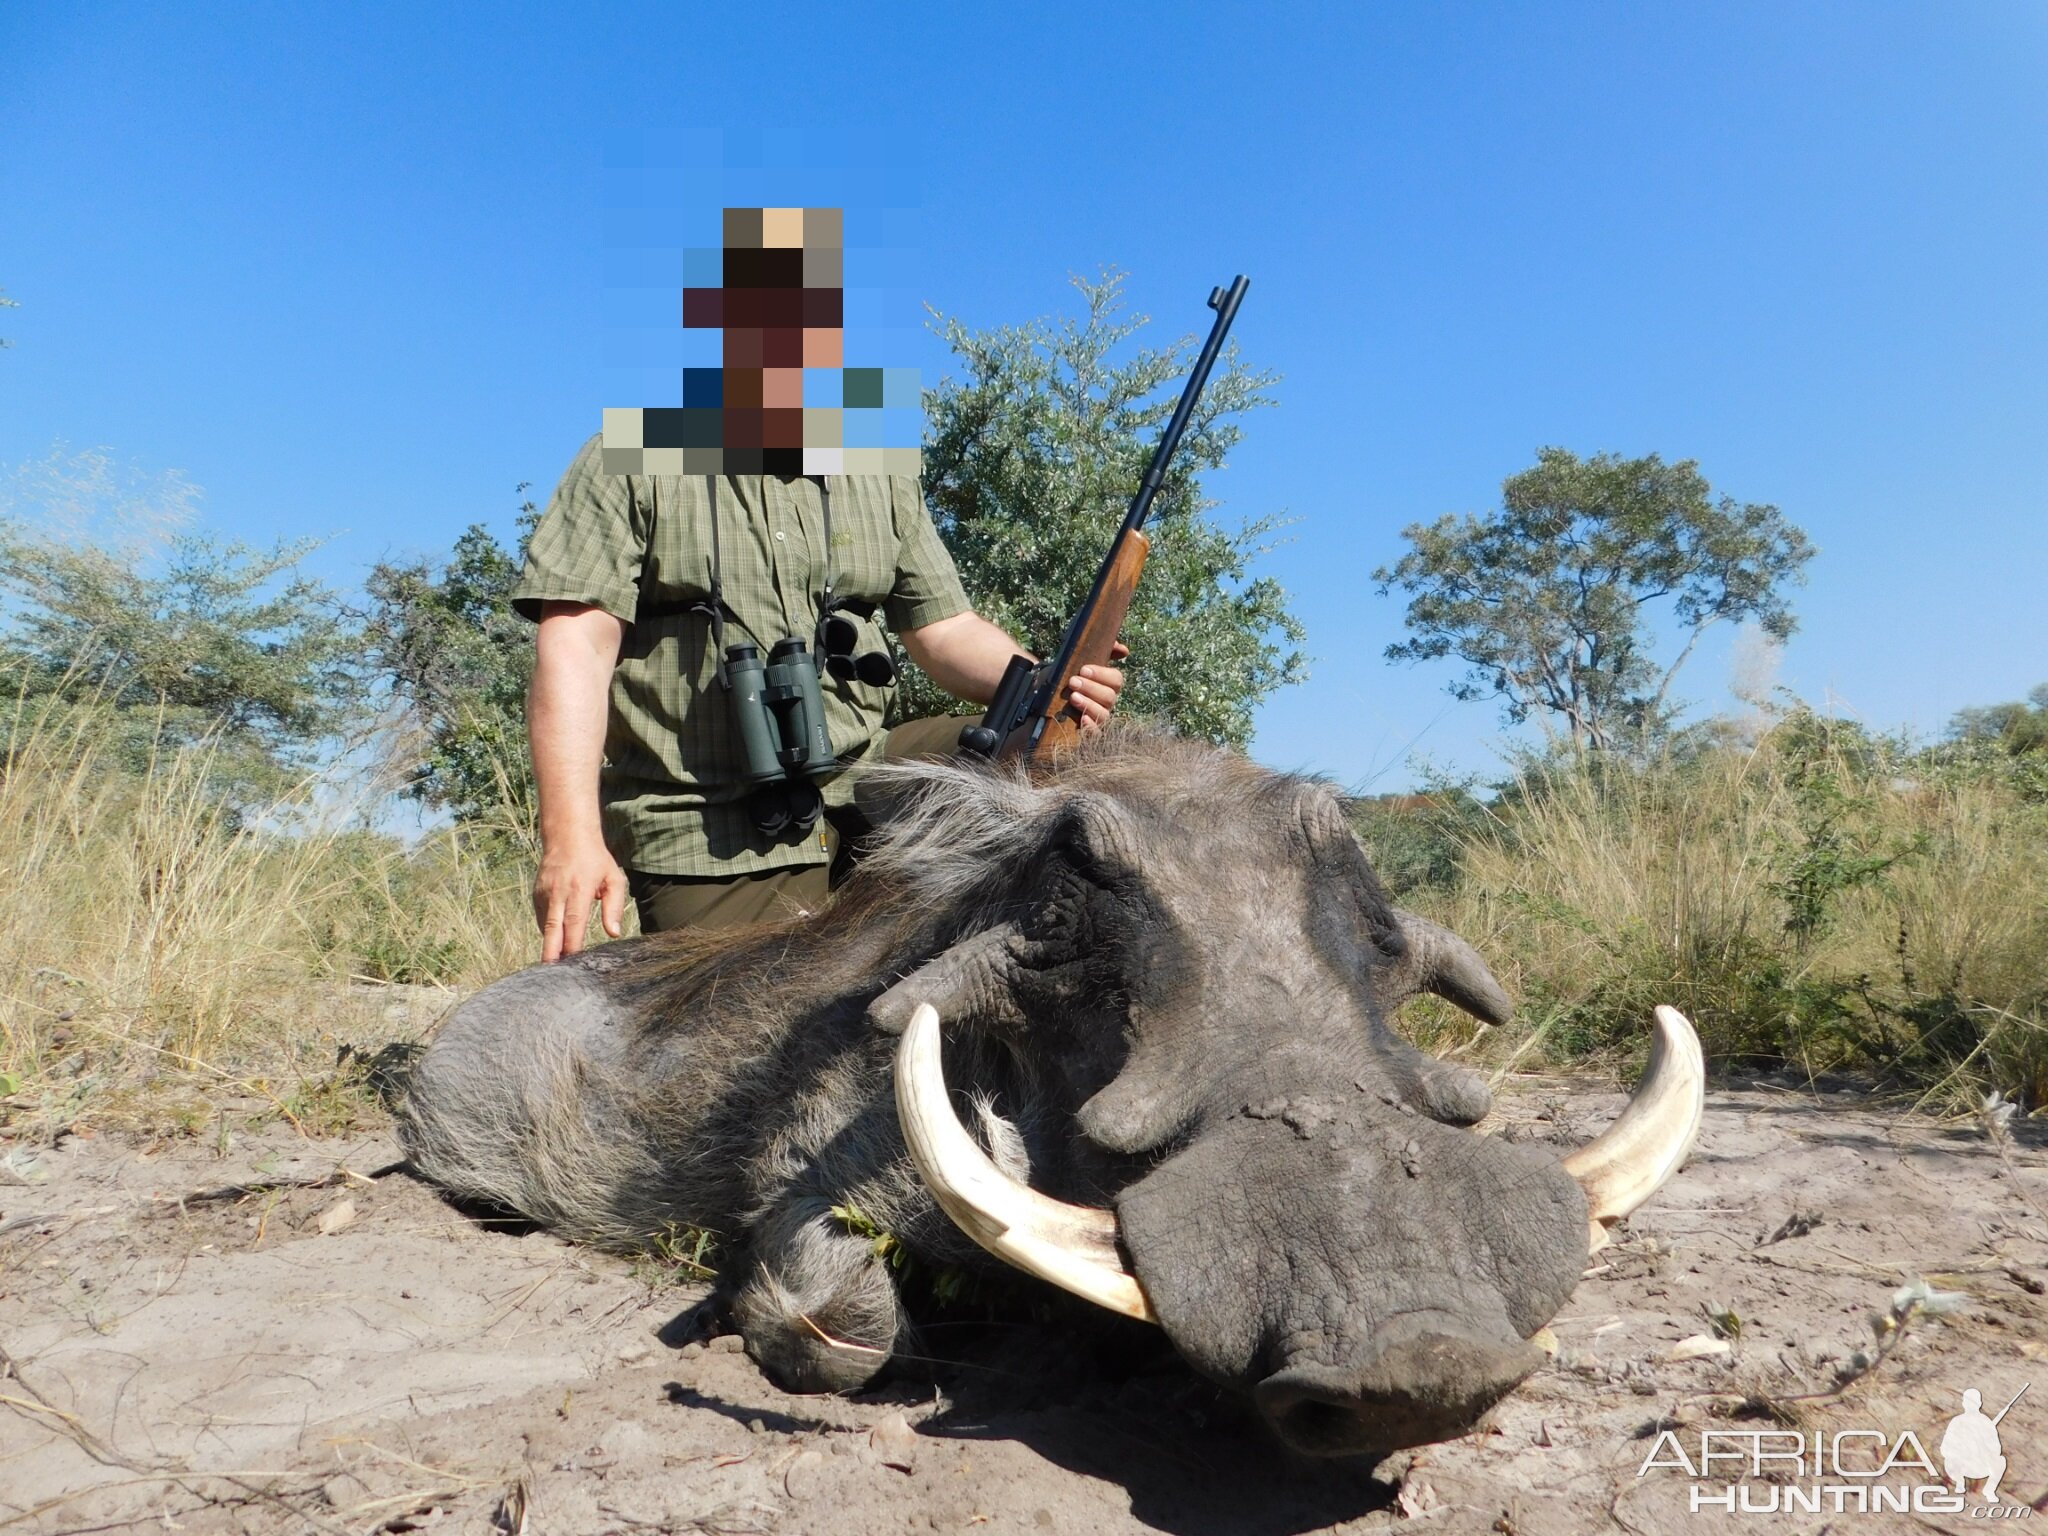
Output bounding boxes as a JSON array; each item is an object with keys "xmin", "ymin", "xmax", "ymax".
[{"xmin": 4, "ymin": 1081, "xmax": 2044, "ymax": 1535}]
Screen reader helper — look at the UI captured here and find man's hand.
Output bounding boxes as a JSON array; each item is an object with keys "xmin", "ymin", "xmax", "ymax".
[
  {"xmin": 1069, "ymin": 641, "xmax": 1129, "ymax": 734},
  {"xmin": 533, "ymin": 837, "xmax": 627, "ymax": 963}
]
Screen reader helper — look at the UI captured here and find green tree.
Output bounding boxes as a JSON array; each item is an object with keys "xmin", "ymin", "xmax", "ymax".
[
  {"xmin": 362, "ymin": 491, "xmax": 538, "ymax": 828},
  {"xmin": 0, "ymin": 449, "xmax": 361, "ymax": 802},
  {"xmin": 1950, "ymin": 683, "xmax": 2048, "ymax": 756},
  {"xmin": 912, "ymin": 270, "xmax": 1305, "ymax": 747},
  {"xmin": 1375, "ymin": 448, "xmax": 1813, "ymax": 752}
]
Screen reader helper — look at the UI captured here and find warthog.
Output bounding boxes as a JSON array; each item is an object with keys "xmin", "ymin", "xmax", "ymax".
[{"xmin": 399, "ymin": 730, "xmax": 1701, "ymax": 1457}]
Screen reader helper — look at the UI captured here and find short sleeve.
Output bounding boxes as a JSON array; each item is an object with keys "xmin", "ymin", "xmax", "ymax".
[
  {"xmin": 882, "ymin": 475, "xmax": 971, "ymax": 632},
  {"xmin": 510, "ymin": 433, "xmax": 649, "ymax": 624}
]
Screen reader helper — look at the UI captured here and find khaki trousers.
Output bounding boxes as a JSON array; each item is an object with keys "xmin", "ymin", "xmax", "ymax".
[{"xmin": 629, "ymin": 714, "xmax": 974, "ymax": 935}]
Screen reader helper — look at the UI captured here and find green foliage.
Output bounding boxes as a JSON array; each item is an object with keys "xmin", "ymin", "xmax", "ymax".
[
  {"xmin": 362, "ymin": 491, "xmax": 539, "ymax": 830},
  {"xmin": 1950, "ymin": 682, "xmax": 2048, "ymax": 756},
  {"xmin": 830, "ymin": 1200, "xmax": 900, "ymax": 1263},
  {"xmin": 1375, "ymin": 448, "xmax": 1814, "ymax": 752},
  {"xmin": 0, "ymin": 448, "xmax": 361, "ymax": 805},
  {"xmin": 275, "ymin": 1044, "xmax": 394, "ymax": 1137},
  {"xmin": 352, "ymin": 928, "xmax": 467, "ymax": 986},
  {"xmin": 1919, "ymin": 735, "xmax": 2048, "ymax": 805},
  {"xmin": 1346, "ymin": 787, "xmax": 1491, "ymax": 899},
  {"xmin": 626, "ymin": 1220, "xmax": 721, "ymax": 1289},
  {"xmin": 1765, "ymin": 711, "xmax": 1920, "ymax": 945},
  {"xmin": 830, "ymin": 1200, "xmax": 1017, "ymax": 1313},
  {"xmin": 914, "ymin": 270, "xmax": 1305, "ymax": 747},
  {"xmin": 1390, "ymin": 709, "xmax": 2047, "ymax": 1107},
  {"xmin": 303, "ymin": 830, "xmax": 511, "ymax": 984}
]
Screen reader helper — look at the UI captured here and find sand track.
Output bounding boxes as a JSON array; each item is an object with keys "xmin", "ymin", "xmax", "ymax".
[{"xmin": 4, "ymin": 1081, "xmax": 2044, "ymax": 1535}]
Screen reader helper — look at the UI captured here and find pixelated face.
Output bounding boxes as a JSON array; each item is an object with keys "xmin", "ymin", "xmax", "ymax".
[{"xmin": 603, "ymin": 207, "xmax": 920, "ymax": 477}]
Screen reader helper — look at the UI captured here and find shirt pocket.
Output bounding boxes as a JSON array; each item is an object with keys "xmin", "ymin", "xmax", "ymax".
[
  {"xmin": 822, "ymin": 476, "xmax": 899, "ymax": 608},
  {"xmin": 640, "ymin": 475, "xmax": 719, "ymax": 607}
]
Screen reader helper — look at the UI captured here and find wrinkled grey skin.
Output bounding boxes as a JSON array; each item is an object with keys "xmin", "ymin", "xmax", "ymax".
[{"xmin": 399, "ymin": 731, "xmax": 1588, "ymax": 1458}]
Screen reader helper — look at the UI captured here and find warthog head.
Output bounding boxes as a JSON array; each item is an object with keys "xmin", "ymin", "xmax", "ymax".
[{"xmin": 863, "ymin": 733, "xmax": 1701, "ymax": 1456}]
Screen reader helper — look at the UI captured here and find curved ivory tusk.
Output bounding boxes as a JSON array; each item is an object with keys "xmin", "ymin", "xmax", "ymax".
[
  {"xmin": 893, "ymin": 1003, "xmax": 1157, "ymax": 1322},
  {"xmin": 1562, "ymin": 1005, "xmax": 1706, "ymax": 1253}
]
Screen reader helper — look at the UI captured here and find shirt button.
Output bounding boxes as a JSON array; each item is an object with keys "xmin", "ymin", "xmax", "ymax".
[{"xmin": 774, "ymin": 531, "xmax": 787, "ymax": 541}]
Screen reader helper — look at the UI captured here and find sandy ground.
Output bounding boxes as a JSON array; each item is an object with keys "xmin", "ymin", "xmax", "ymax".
[{"xmin": 4, "ymin": 1071, "xmax": 2046, "ymax": 1536}]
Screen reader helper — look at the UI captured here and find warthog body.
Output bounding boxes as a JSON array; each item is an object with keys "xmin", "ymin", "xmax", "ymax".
[{"xmin": 401, "ymin": 730, "xmax": 1695, "ymax": 1456}]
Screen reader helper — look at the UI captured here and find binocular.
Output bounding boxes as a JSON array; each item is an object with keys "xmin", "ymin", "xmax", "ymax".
[
  {"xmin": 726, "ymin": 638, "xmax": 836, "ymax": 836},
  {"xmin": 722, "ymin": 610, "xmax": 898, "ymax": 838}
]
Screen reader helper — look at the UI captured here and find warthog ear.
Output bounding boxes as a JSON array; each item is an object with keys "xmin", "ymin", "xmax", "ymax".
[
  {"xmin": 1039, "ymin": 791, "xmax": 1143, "ymax": 880},
  {"xmin": 866, "ymin": 923, "xmax": 1030, "ymax": 1036}
]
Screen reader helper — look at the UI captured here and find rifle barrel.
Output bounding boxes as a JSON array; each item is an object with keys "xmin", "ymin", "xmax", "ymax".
[
  {"xmin": 960, "ymin": 275, "xmax": 1251, "ymax": 759},
  {"xmin": 1991, "ymin": 1382, "xmax": 2029, "ymax": 1426},
  {"xmin": 1054, "ymin": 275, "xmax": 1250, "ymax": 678},
  {"xmin": 1121, "ymin": 274, "xmax": 1251, "ymax": 540}
]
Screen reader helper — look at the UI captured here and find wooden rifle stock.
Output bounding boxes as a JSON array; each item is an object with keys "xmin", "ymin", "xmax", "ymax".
[
  {"xmin": 1002, "ymin": 530, "xmax": 1148, "ymax": 761},
  {"xmin": 959, "ymin": 275, "xmax": 1249, "ymax": 765}
]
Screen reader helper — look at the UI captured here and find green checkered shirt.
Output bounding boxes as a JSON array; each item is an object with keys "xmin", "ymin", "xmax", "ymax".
[{"xmin": 511, "ymin": 432, "xmax": 970, "ymax": 876}]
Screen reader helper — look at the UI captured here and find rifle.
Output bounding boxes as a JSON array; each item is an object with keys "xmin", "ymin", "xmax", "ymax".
[{"xmin": 958, "ymin": 274, "xmax": 1250, "ymax": 762}]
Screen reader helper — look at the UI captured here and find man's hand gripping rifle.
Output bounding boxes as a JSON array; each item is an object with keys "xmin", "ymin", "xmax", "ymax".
[{"xmin": 958, "ymin": 274, "xmax": 1251, "ymax": 762}]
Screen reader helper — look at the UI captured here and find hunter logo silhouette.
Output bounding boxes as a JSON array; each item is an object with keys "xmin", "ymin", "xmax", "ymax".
[{"xmin": 1938, "ymin": 1384, "xmax": 2025, "ymax": 1504}]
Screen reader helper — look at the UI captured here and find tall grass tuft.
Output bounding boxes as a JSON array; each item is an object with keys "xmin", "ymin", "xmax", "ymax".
[
  {"xmin": 1369, "ymin": 714, "xmax": 2048, "ymax": 1111},
  {"xmin": 0, "ymin": 689, "xmax": 540, "ymax": 1133}
]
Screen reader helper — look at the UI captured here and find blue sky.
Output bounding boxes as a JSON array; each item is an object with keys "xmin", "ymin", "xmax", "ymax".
[{"xmin": 3, "ymin": 3, "xmax": 2043, "ymax": 789}]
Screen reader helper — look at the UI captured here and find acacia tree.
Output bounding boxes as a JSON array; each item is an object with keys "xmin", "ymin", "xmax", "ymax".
[
  {"xmin": 1950, "ymin": 684, "xmax": 2048, "ymax": 756},
  {"xmin": 0, "ymin": 448, "xmax": 360, "ymax": 803},
  {"xmin": 1375, "ymin": 448, "xmax": 1813, "ymax": 752},
  {"xmin": 911, "ymin": 270, "xmax": 1305, "ymax": 747}
]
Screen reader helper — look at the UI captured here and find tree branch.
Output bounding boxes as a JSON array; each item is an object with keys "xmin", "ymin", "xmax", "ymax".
[{"xmin": 1646, "ymin": 614, "xmax": 1719, "ymax": 728}]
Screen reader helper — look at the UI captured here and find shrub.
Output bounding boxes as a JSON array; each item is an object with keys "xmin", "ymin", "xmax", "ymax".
[{"xmin": 1373, "ymin": 712, "xmax": 2048, "ymax": 1109}]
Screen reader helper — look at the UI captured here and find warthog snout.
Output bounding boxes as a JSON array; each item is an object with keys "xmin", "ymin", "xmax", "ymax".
[{"xmin": 1254, "ymin": 1314, "xmax": 1546, "ymax": 1457}]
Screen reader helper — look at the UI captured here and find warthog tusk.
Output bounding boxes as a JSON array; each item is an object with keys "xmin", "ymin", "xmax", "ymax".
[
  {"xmin": 893, "ymin": 1003, "xmax": 1157, "ymax": 1323},
  {"xmin": 1561, "ymin": 1005, "xmax": 1706, "ymax": 1253}
]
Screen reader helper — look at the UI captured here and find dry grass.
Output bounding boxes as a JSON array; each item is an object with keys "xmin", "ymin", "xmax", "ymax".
[
  {"xmin": 0, "ymin": 693, "xmax": 542, "ymax": 1135},
  {"xmin": 5, "ymin": 690, "xmax": 2040, "ymax": 1137},
  {"xmin": 1378, "ymin": 717, "xmax": 2048, "ymax": 1111}
]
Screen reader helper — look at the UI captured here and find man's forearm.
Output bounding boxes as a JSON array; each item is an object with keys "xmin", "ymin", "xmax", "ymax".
[
  {"xmin": 530, "ymin": 607, "xmax": 623, "ymax": 845},
  {"xmin": 898, "ymin": 611, "xmax": 1031, "ymax": 704},
  {"xmin": 528, "ymin": 605, "xmax": 628, "ymax": 960}
]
